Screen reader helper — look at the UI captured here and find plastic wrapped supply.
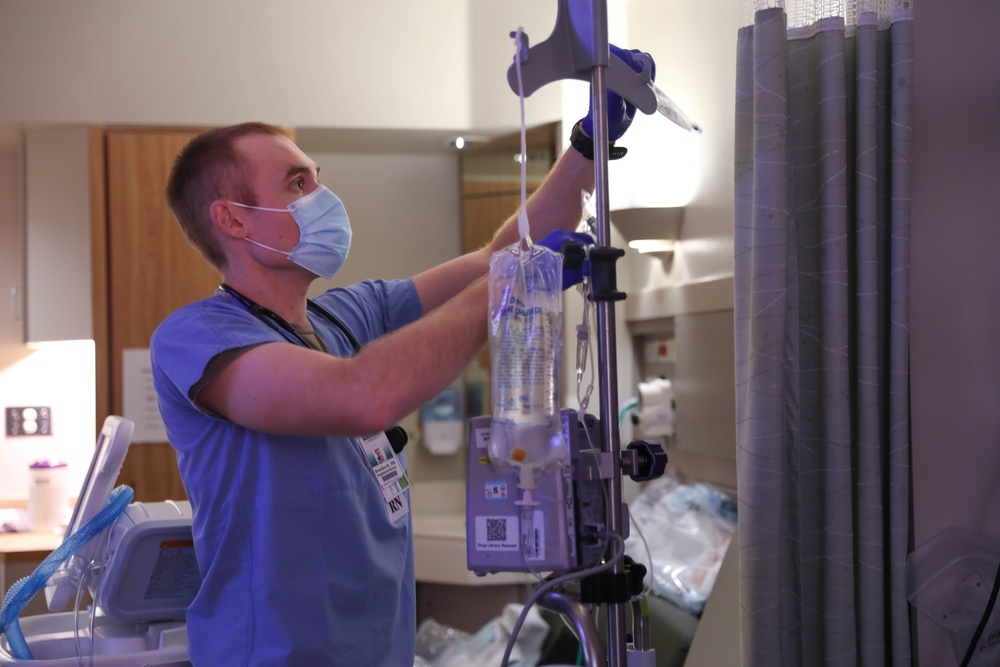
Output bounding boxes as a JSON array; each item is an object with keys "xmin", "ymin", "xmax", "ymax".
[
  {"xmin": 625, "ymin": 474, "xmax": 737, "ymax": 615},
  {"xmin": 488, "ymin": 241, "xmax": 568, "ymax": 489},
  {"xmin": 414, "ymin": 604, "xmax": 549, "ymax": 667}
]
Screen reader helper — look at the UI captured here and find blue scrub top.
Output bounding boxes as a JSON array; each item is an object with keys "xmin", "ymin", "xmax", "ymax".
[{"xmin": 151, "ymin": 279, "xmax": 423, "ymax": 667}]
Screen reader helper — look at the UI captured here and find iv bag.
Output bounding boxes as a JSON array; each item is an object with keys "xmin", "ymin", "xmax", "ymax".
[{"xmin": 488, "ymin": 242, "xmax": 567, "ymax": 483}]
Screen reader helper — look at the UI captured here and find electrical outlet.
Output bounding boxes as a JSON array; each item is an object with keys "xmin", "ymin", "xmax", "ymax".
[{"xmin": 5, "ymin": 406, "xmax": 52, "ymax": 437}]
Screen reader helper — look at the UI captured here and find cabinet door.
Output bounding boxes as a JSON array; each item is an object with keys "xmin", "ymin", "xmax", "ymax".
[
  {"xmin": 102, "ymin": 129, "xmax": 220, "ymax": 502},
  {"xmin": 0, "ymin": 152, "xmax": 24, "ymax": 361}
]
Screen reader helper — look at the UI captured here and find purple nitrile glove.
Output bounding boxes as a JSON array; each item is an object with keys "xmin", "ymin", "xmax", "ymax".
[
  {"xmin": 580, "ymin": 45, "xmax": 656, "ymax": 142},
  {"xmin": 537, "ymin": 230, "xmax": 594, "ymax": 290}
]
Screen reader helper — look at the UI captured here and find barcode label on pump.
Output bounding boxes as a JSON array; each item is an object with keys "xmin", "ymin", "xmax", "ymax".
[
  {"xmin": 524, "ymin": 509, "xmax": 545, "ymax": 561},
  {"xmin": 475, "ymin": 516, "xmax": 518, "ymax": 551}
]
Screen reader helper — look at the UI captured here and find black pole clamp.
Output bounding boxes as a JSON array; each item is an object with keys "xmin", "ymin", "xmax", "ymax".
[
  {"xmin": 588, "ymin": 246, "xmax": 626, "ymax": 303},
  {"xmin": 580, "ymin": 556, "xmax": 648, "ymax": 605}
]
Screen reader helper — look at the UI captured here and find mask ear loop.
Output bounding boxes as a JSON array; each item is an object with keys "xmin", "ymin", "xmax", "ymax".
[
  {"xmin": 226, "ymin": 201, "xmax": 297, "ymax": 259},
  {"xmin": 227, "ymin": 201, "xmax": 288, "ymax": 213},
  {"xmin": 244, "ymin": 237, "xmax": 293, "ymax": 259}
]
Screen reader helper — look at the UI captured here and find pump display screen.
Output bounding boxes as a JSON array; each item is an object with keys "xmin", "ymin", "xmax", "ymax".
[{"xmin": 46, "ymin": 416, "xmax": 133, "ymax": 611}]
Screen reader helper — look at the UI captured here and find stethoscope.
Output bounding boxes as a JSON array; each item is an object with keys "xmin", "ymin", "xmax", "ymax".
[
  {"xmin": 218, "ymin": 283, "xmax": 408, "ymax": 453},
  {"xmin": 219, "ymin": 283, "xmax": 361, "ymax": 352}
]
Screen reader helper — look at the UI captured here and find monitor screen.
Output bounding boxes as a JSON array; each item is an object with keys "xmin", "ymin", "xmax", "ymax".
[{"xmin": 45, "ymin": 415, "xmax": 133, "ymax": 611}]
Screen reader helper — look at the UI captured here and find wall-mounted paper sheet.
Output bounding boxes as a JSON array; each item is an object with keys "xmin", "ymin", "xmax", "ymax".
[{"xmin": 122, "ymin": 348, "xmax": 167, "ymax": 444}]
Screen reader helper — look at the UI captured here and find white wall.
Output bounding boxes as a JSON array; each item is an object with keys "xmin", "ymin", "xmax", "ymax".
[
  {"xmin": 305, "ymin": 151, "xmax": 462, "ymax": 291},
  {"xmin": 468, "ymin": 0, "xmax": 564, "ymax": 132},
  {"xmin": 0, "ymin": 1, "xmax": 473, "ymax": 130},
  {"xmin": 0, "ymin": 341, "xmax": 96, "ymax": 502},
  {"xmin": 0, "ymin": 0, "xmax": 567, "ymax": 135},
  {"xmin": 621, "ymin": 0, "xmax": 738, "ymax": 285}
]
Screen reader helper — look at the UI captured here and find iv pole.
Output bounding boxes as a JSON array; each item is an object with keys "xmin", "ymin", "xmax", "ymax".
[{"xmin": 507, "ymin": 2, "xmax": 659, "ymax": 665}]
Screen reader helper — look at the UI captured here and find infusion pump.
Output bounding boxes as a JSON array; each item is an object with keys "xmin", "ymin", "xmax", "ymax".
[{"xmin": 466, "ymin": 410, "xmax": 609, "ymax": 575}]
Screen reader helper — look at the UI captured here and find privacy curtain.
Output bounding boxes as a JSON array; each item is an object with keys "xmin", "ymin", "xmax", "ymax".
[{"xmin": 734, "ymin": 2, "xmax": 913, "ymax": 665}]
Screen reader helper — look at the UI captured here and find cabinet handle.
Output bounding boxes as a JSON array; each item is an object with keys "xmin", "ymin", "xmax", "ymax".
[{"xmin": 10, "ymin": 286, "xmax": 19, "ymax": 321}]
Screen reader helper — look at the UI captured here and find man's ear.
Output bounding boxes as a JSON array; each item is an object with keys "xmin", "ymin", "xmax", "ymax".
[{"xmin": 210, "ymin": 200, "xmax": 248, "ymax": 239}]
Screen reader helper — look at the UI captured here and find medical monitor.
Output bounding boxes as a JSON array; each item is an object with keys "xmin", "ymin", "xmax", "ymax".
[{"xmin": 45, "ymin": 415, "xmax": 134, "ymax": 611}]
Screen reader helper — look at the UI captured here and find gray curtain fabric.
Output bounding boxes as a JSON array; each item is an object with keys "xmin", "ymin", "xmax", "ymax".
[{"xmin": 734, "ymin": 7, "xmax": 913, "ymax": 666}]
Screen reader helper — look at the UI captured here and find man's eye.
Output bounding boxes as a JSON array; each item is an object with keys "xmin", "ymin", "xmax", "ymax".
[{"xmin": 292, "ymin": 177, "xmax": 306, "ymax": 191}]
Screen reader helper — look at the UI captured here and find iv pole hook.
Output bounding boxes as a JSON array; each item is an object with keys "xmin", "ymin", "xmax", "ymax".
[{"xmin": 507, "ymin": 1, "xmax": 656, "ymax": 114}]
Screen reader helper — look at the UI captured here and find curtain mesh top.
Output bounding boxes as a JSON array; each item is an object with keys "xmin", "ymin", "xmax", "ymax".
[{"xmin": 739, "ymin": 0, "xmax": 914, "ymax": 29}]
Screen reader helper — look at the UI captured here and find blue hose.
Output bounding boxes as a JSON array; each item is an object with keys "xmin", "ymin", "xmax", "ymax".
[
  {"xmin": 619, "ymin": 398, "xmax": 639, "ymax": 427},
  {"xmin": 0, "ymin": 485, "xmax": 134, "ymax": 661}
]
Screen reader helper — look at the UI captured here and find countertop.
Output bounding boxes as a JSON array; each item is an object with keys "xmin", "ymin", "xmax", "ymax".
[{"xmin": 0, "ymin": 531, "xmax": 63, "ymax": 555}]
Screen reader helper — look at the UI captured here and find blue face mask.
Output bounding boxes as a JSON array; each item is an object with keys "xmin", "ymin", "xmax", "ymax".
[{"xmin": 228, "ymin": 185, "xmax": 352, "ymax": 280}]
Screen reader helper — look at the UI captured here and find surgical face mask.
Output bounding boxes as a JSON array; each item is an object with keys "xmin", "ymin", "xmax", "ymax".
[{"xmin": 228, "ymin": 185, "xmax": 352, "ymax": 280}]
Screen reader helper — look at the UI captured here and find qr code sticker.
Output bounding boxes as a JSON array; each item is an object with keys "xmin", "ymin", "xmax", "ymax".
[
  {"xmin": 475, "ymin": 516, "xmax": 518, "ymax": 551},
  {"xmin": 486, "ymin": 517, "xmax": 507, "ymax": 543}
]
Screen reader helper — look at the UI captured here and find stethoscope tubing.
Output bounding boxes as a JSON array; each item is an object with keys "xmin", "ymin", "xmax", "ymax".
[{"xmin": 218, "ymin": 283, "xmax": 361, "ymax": 353}]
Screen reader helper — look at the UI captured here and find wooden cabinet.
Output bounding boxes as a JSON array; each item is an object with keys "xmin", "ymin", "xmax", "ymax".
[
  {"xmin": 0, "ymin": 152, "xmax": 24, "ymax": 360},
  {"xmin": 459, "ymin": 122, "xmax": 558, "ymax": 255},
  {"xmin": 23, "ymin": 128, "xmax": 98, "ymax": 343},
  {"xmin": 0, "ymin": 532, "xmax": 63, "ymax": 617},
  {"xmin": 94, "ymin": 129, "xmax": 221, "ymax": 502}
]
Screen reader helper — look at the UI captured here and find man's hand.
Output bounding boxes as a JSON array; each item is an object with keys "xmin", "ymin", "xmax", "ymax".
[
  {"xmin": 580, "ymin": 45, "xmax": 656, "ymax": 142},
  {"xmin": 537, "ymin": 230, "xmax": 594, "ymax": 290}
]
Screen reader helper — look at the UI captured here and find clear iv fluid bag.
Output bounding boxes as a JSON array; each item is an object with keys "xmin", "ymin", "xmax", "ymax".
[{"xmin": 488, "ymin": 243, "xmax": 568, "ymax": 478}]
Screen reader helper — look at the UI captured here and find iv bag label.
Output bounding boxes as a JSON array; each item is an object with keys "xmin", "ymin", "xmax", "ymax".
[
  {"xmin": 474, "ymin": 427, "xmax": 490, "ymax": 450},
  {"xmin": 493, "ymin": 296, "xmax": 558, "ymax": 419},
  {"xmin": 475, "ymin": 515, "xmax": 519, "ymax": 551}
]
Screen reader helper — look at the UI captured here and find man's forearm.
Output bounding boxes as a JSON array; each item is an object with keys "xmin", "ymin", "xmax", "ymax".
[{"xmin": 355, "ymin": 276, "xmax": 490, "ymax": 430}]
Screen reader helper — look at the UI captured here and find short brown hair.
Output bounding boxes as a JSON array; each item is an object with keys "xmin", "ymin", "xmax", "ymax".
[{"xmin": 166, "ymin": 122, "xmax": 285, "ymax": 270}]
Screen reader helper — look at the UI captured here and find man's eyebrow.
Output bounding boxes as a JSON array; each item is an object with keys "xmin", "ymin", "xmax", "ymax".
[{"xmin": 284, "ymin": 164, "xmax": 318, "ymax": 180}]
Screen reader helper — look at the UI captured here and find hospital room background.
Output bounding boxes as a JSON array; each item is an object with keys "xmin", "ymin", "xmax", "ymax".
[{"xmin": 0, "ymin": 1, "xmax": 997, "ymax": 665}]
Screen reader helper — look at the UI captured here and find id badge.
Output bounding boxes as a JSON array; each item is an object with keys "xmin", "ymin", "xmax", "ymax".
[{"xmin": 359, "ymin": 432, "xmax": 410, "ymax": 520}]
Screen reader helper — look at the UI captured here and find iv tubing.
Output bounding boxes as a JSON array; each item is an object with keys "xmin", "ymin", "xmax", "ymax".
[
  {"xmin": 0, "ymin": 485, "xmax": 134, "ymax": 660},
  {"xmin": 513, "ymin": 27, "xmax": 531, "ymax": 246}
]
